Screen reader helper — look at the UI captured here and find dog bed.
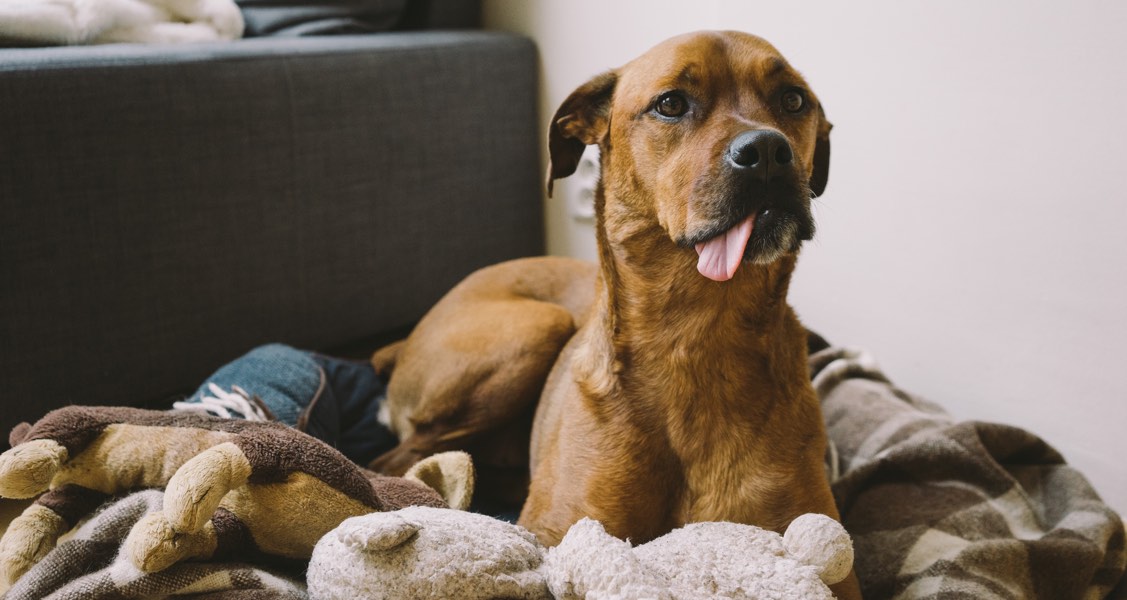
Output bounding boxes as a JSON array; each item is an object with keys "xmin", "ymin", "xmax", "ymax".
[{"xmin": 6, "ymin": 343, "xmax": 1124, "ymax": 599}]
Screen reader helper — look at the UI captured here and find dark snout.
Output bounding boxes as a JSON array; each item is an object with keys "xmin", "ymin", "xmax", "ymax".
[
  {"xmin": 691, "ymin": 128, "xmax": 815, "ymax": 260},
  {"xmin": 727, "ymin": 129, "xmax": 794, "ymax": 182}
]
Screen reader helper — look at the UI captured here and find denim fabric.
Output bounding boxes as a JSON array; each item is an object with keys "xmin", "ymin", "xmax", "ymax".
[
  {"xmin": 180, "ymin": 344, "xmax": 395, "ymax": 465},
  {"xmin": 313, "ymin": 354, "xmax": 398, "ymax": 466},
  {"xmin": 186, "ymin": 344, "xmax": 318, "ymax": 426}
]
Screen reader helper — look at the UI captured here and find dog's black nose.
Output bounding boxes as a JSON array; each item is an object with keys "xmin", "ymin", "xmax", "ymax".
[{"xmin": 727, "ymin": 130, "xmax": 793, "ymax": 181}]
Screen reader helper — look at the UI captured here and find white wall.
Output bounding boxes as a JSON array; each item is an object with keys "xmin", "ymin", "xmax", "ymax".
[{"xmin": 483, "ymin": 0, "xmax": 1127, "ymax": 516}]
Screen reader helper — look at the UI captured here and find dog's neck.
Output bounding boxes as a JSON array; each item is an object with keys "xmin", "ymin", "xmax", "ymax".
[{"xmin": 577, "ymin": 191, "xmax": 810, "ymax": 419}]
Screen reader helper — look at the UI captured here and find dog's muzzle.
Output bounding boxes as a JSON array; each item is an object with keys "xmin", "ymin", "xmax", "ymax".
[
  {"xmin": 692, "ymin": 129, "xmax": 814, "ymax": 282},
  {"xmin": 726, "ymin": 129, "xmax": 794, "ymax": 182}
]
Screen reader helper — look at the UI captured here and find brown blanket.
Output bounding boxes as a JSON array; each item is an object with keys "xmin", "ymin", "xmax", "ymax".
[{"xmin": 816, "ymin": 346, "xmax": 1126, "ymax": 599}]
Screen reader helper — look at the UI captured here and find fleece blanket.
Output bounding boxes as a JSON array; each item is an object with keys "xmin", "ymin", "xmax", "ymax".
[
  {"xmin": 0, "ymin": 0, "xmax": 243, "ymax": 47},
  {"xmin": 815, "ymin": 346, "xmax": 1126, "ymax": 599},
  {"xmin": 5, "ymin": 345, "xmax": 1125, "ymax": 599}
]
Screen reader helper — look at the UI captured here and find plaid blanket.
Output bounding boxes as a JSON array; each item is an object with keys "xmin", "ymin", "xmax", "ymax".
[
  {"xmin": 1, "ymin": 490, "xmax": 307, "ymax": 600},
  {"xmin": 815, "ymin": 346, "xmax": 1126, "ymax": 599}
]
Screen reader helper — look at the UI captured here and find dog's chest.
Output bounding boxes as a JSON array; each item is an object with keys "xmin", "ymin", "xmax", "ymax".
[
  {"xmin": 671, "ymin": 425, "xmax": 781, "ymax": 524},
  {"xmin": 653, "ymin": 381, "xmax": 806, "ymax": 526}
]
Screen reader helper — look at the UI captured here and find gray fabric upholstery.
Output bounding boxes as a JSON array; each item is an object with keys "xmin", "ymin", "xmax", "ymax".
[
  {"xmin": 0, "ymin": 31, "xmax": 542, "ymax": 437},
  {"xmin": 237, "ymin": 0, "xmax": 407, "ymax": 37},
  {"xmin": 395, "ymin": 0, "xmax": 482, "ymax": 30}
]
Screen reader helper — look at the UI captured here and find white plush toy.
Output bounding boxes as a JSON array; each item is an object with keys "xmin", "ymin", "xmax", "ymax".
[
  {"xmin": 308, "ymin": 506, "xmax": 550, "ymax": 600},
  {"xmin": 0, "ymin": 0, "xmax": 243, "ymax": 46},
  {"xmin": 308, "ymin": 507, "xmax": 853, "ymax": 600}
]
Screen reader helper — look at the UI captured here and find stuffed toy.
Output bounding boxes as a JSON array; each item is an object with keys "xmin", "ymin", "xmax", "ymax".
[
  {"xmin": 307, "ymin": 506, "xmax": 853, "ymax": 600},
  {"xmin": 309, "ymin": 505, "xmax": 550, "ymax": 600},
  {"xmin": 545, "ymin": 514, "xmax": 853, "ymax": 600},
  {"xmin": 0, "ymin": 405, "xmax": 474, "ymax": 586}
]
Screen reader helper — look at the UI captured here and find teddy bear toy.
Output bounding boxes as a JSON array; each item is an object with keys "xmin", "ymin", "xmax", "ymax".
[{"xmin": 308, "ymin": 506, "xmax": 853, "ymax": 600}]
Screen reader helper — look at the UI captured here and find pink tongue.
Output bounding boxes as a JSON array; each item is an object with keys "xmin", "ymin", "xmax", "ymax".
[{"xmin": 694, "ymin": 214, "xmax": 756, "ymax": 282}]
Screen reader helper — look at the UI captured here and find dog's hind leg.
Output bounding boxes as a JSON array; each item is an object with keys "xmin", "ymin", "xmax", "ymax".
[
  {"xmin": 369, "ymin": 297, "xmax": 576, "ymax": 468},
  {"xmin": 367, "ymin": 257, "xmax": 596, "ymax": 511}
]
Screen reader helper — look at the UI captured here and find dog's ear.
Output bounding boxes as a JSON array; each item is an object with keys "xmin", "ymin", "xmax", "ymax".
[
  {"xmin": 809, "ymin": 104, "xmax": 832, "ymax": 198},
  {"xmin": 547, "ymin": 70, "xmax": 617, "ymax": 197}
]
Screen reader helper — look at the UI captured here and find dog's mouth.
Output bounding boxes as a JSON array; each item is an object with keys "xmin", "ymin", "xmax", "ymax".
[
  {"xmin": 692, "ymin": 205, "xmax": 812, "ymax": 282},
  {"xmin": 694, "ymin": 213, "xmax": 757, "ymax": 282}
]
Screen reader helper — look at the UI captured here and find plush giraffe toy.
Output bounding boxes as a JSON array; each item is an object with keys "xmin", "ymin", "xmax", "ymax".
[{"xmin": 0, "ymin": 405, "xmax": 474, "ymax": 585}]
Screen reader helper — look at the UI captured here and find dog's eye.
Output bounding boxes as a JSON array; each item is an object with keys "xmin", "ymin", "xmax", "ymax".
[
  {"xmin": 782, "ymin": 89, "xmax": 806, "ymax": 113},
  {"xmin": 654, "ymin": 92, "xmax": 689, "ymax": 119}
]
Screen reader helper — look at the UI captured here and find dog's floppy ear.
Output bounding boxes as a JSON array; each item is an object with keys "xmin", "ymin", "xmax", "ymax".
[
  {"xmin": 547, "ymin": 70, "xmax": 617, "ymax": 197},
  {"xmin": 809, "ymin": 104, "xmax": 832, "ymax": 198}
]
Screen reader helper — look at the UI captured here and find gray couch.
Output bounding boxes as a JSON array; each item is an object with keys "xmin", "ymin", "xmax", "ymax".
[{"xmin": 0, "ymin": 6, "xmax": 543, "ymax": 439}]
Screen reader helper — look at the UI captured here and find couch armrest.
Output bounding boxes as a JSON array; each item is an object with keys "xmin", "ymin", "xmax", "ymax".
[{"xmin": 0, "ymin": 32, "xmax": 542, "ymax": 435}]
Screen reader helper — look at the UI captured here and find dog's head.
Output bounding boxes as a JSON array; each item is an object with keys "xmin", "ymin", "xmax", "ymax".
[{"xmin": 549, "ymin": 31, "xmax": 831, "ymax": 282}]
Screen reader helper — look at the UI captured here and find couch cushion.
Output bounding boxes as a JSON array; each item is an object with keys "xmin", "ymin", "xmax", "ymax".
[{"xmin": 0, "ymin": 32, "xmax": 543, "ymax": 440}]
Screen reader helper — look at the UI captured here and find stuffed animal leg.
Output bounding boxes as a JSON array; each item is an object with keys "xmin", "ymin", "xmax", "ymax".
[
  {"xmin": 124, "ymin": 433, "xmax": 473, "ymax": 572},
  {"xmin": 0, "ymin": 406, "xmax": 473, "ymax": 584},
  {"xmin": 0, "ymin": 406, "xmax": 236, "ymax": 584}
]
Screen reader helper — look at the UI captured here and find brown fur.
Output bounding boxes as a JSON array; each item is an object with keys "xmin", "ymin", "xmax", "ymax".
[
  {"xmin": 369, "ymin": 256, "xmax": 596, "ymax": 509},
  {"xmin": 371, "ymin": 31, "xmax": 860, "ymax": 599}
]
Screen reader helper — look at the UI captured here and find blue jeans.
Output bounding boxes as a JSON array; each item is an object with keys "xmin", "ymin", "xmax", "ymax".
[{"xmin": 174, "ymin": 344, "xmax": 397, "ymax": 466}]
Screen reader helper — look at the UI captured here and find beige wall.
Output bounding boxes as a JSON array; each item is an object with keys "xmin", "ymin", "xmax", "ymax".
[{"xmin": 483, "ymin": 1, "xmax": 1127, "ymax": 515}]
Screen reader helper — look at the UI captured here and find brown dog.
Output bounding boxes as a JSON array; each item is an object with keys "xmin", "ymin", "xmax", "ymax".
[{"xmin": 371, "ymin": 30, "xmax": 860, "ymax": 599}]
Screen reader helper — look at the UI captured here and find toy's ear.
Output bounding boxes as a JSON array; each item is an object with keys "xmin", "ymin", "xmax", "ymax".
[
  {"xmin": 8, "ymin": 422, "xmax": 31, "ymax": 448},
  {"xmin": 782, "ymin": 513, "xmax": 853, "ymax": 585},
  {"xmin": 547, "ymin": 70, "xmax": 617, "ymax": 197},
  {"xmin": 339, "ymin": 513, "xmax": 420, "ymax": 552},
  {"xmin": 809, "ymin": 104, "xmax": 832, "ymax": 198},
  {"xmin": 404, "ymin": 451, "xmax": 475, "ymax": 511}
]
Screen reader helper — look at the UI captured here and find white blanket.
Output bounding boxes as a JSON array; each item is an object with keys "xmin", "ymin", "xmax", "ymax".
[{"xmin": 0, "ymin": 0, "xmax": 243, "ymax": 46}]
